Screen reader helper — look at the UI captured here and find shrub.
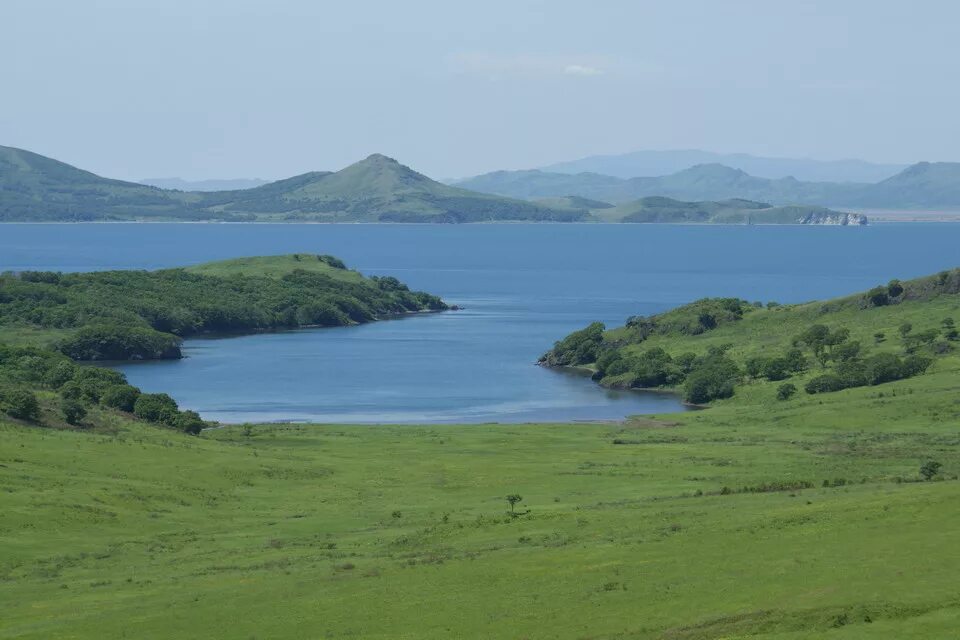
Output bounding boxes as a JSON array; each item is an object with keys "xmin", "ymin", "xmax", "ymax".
[
  {"xmin": 683, "ymin": 354, "xmax": 739, "ymax": 404},
  {"xmin": 805, "ymin": 374, "xmax": 845, "ymax": 394},
  {"xmin": 776, "ymin": 383, "xmax": 797, "ymax": 401},
  {"xmin": 762, "ymin": 357, "xmax": 791, "ymax": 381},
  {"xmin": 61, "ymin": 398, "xmax": 87, "ymax": 425},
  {"xmin": 100, "ymin": 384, "xmax": 141, "ymax": 412},
  {"xmin": 865, "ymin": 286, "xmax": 889, "ymax": 307},
  {"xmin": 887, "ymin": 279, "xmax": 904, "ymax": 298},
  {"xmin": 920, "ymin": 460, "xmax": 942, "ymax": 481},
  {"xmin": 173, "ymin": 410, "xmax": 205, "ymax": 435},
  {"xmin": 3, "ymin": 388, "xmax": 41, "ymax": 421},
  {"xmin": 44, "ymin": 361, "xmax": 77, "ymax": 388},
  {"xmin": 133, "ymin": 393, "xmax": 179, "ymax": 423}
]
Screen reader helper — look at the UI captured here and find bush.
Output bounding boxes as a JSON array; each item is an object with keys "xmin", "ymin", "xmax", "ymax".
[
  {"xmin": 61, "ymin": 398, "xmax": 87, "ymax": 425},
  {"xmin": 100, "ymin": 384, "xmax": 141, "ymax": 412},
  {"xmin": 133, "ymin": 393, "xmax": 179, "ymax": 423},
  {"xmin": 920, "ymin": 460, "xmax": 942, "ymax": 481},
  {"xmin": 683, "ymin": 354, "xmax": 739, "ymax": 404},
  {"xmin": 866, "ymin": 286, "xmax": 889, "ymax": 307},
  {"xmin": 805, "ymin": 374, "xmax": 845, "ymax": 394},
  {"xmin": 173, "ymin": 410, "xmax": 205, "ymax": 435},
  {"xmin": 776, "ymin": 383, "xmax": 797, "ymax": 400},
  {"xmin": 762, "ymin": 357, "xmax": 791, "ymax": 381},
  {"xmin": 2, "ymin": 388, "xmax": 40, "ymax": 421}
]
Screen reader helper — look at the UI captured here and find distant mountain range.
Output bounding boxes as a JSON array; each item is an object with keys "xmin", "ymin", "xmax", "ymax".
[
  {"xmin": 0, "ymin": 146, "xmax": 582, "ymax": 223},
  {"xmin": 139, "ymin": 177, "xmax": 269, "ymax": 191},
  {"xmin": 540, "ymin": 149, "xmax": 907, "ymax": 183},
  {"xmin": 456, "ymin": 162, "xmax": 960, "ymax": 210}
]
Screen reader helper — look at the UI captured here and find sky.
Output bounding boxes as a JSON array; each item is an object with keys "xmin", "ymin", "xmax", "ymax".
[{"xmin": 2, "ymin": 0, "xmax": 959, "ymax": 181}]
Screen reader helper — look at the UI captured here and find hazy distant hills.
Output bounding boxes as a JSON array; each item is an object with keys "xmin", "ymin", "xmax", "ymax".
[
  {"xmin": 596, "ymin": 196, "xmax": 866, "ymax": 225},
  {"xmin": 0, "ymin": 146, "xmax": 583, "ymax": 222},
  {"xmin": 457, "ymin": 162, "xmax": 960, "ymax": 210},
  {"xmin": 540, "ymin": 149, "xmax": 907, "ymax": 183},
  {"xmin": 139, "ymin": 177, "xmax": 269, "ymax": 191}
]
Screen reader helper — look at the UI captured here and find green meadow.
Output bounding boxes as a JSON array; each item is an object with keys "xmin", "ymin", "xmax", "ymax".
[
  {"xmin": 2, "ymin": 264, "xmax": 960, "ymax": 638},
  {"xmin": 3, "ymin": 361, "xmax": 960, "ymax": 638}
]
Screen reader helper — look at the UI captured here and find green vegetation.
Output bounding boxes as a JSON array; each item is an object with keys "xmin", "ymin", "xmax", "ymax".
[
  {"xmin": 2, "ymin": 266, "xmax": 960, "ymax": 637},
  {"xmin": 0, "ymin": 146, "xmax": 584, "ymax": 222},
  {"xmin": 2, "ymin": 364, "xmax": 960, "ymax": 637},
  {"xmin": 541, "ymin": 268, "xmax": 960, "ymax": 405},
  {"xmin": 0, "ymin": 254, "xmax": 446, "ymax": 360}
]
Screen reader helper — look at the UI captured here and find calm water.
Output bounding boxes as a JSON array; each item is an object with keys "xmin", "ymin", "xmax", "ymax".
[{"xmin": 3, "ymin": 223, "xmax": 959, "ymax": 423}]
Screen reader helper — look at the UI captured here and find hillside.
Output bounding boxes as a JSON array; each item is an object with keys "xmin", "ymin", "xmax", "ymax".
[
  {"xmin": 0, "ymin": 146, "xmax": 583, "ymax": 223},
  {"xmin": 598, "ymin": 196, "xmax": 867, "ymax": 224},
  {"xmin": 540, "ymin": 149, "xmax": 907, "ymax": 182},
  {"xmin": 204, "ymin": 154, "xmax": 584, "ymax": 222},
  {"xmin": 541, "ymin": 267, "xmax": 960, "ymax": 406},
  {"xmin": 0, "ymin": 254, "xmax": 447, "ymax": 360},
  {"xmin": 0, "ymin": 145, "xmax": 203, "ymax": 221}
]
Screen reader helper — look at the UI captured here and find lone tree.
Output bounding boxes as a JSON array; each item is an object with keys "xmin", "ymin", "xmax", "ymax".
[
  {"xmin": 506, "ymin": 494, "xmax": 523, "ymax": 514},
  {"xmin": 920, "ymin": 460, "xmax": 942, "ymax": 481}
]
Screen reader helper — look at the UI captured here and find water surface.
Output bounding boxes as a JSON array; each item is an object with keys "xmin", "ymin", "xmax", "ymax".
[{"xmin": 3, "ymin": 223, "xmax": 958, "ymax": 422}]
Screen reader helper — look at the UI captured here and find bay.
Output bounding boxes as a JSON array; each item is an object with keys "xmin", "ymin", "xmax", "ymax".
[{"xmin": 2, "ymin": 223, "xmax": 958, "ymax": 423}]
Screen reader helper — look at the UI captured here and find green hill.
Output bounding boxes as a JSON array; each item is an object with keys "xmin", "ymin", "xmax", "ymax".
[
  {"xmin": 0, "ymin": 146, "xmax": 583, "ymax": 222},
  {"xmin": 0, "ymin": 145, "xmax": 204, "ymax": 221},
  {"xmin": 541, "ymin": 268, "xmax": 959, "ymax": 405},
  {"xmin": 597, "ymin": 196, "xmax": 866, "ymax": 224},
  {"xmin": 206, "ymin": 154, "xmax": 584, "ymax": 222},
  {"xmin": 532, "ymin": 195, "xmax": 615, "ymax": 210},
  {"xmin": 0, "ymin": 254, "xmax": 447, "ymax": 361}
]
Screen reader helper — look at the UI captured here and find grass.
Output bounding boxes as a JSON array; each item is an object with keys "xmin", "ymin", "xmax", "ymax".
[
  {"xmin": 2, "ymin": 359, "xmax": 959, "ymax": 638},
  {"xmin": 184, "ymin": 254, "xmax": 365, "ymax": 283}
]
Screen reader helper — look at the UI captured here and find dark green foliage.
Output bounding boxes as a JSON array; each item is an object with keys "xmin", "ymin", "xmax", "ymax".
[
  {"xmin": 899, "ymin": 323, "xmax": 913, "ymax": 338},
  {"xmin": 903, "ymin": 328, "xmax": 940, "ymax": 353},
  {"xmin": 539, "ymin": 322, "xmax": 605, "ymax": 366},
  {"xmin": 133, "ymin": 393, "xmax": 179, "ymax": 423},
  {"xmin": 100, "ymin": 384, "xmax": 141, "ymax": 412},
  {"xmin": 1, "ymin": 387, "xmax": 40, "ymax": 421},
  {"xmin": 887, "ymin": 279, "xmax": 904, "ymax": 298},
  {"xmin": 683, "ymin": 352, "xmax": 740, "ymax": 404},
  {"xmin": 3, "ymin": 387, "xmax": 39, "ymax": 419},
  {"xmin": 804, "ymin": 374, "xmax": 846, "ymax": 394},
  {"xmin": 776, "ymin": 383, "xmax": 797, "ymax": 401},
  {"xmin": 173, "ymin": 410, "xmax": 206, "ymax": 435},
  {"xmin": 784, "ymin": 348, "xmax": 808, "ymax": 373},
  {"xmin": 506, "ymin": 494, "xmax": 523, "ymax": 514},
  {"xmin": 1, "ymin": 259, "xmax": 446, "ymax": 361},
  {"xmin": 920, "ymin": 460, "xmax": 942, "ymax": 481},
  {"xmin": 61, "ymin": 398, "xmax": 86, "ymax": 425},
  {"xmin": 866, "ymin": 286, "xmax": 889, "ymax": 307},
  {"xmin": 874, "ymin": 331, "xmax": 886, "ymax": 344},
  {"xmin": 58, "ymin": 324, "xmax": 182, "ymax": 361}
]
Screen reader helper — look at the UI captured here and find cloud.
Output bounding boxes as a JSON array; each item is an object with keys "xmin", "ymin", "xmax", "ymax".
[
  {"xmin": 563, "ymin": 64, "xmax": 603, "ymax": 76},
  {"xmin": 448, "ymin": 52, "xmax": 606, "ymax": 78}
]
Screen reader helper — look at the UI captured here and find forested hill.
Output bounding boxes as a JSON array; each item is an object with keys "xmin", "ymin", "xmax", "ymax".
[
  {"xmin": 0, "ymin": 254, "xmax": 448, "ymax": 361},
  {"xmin": 541, "ymin": 268, "xmax": 960, "ymax": 405},
  {"xmin": 0, "ymin": 146, "xmax": 583, "ymax": 222}
]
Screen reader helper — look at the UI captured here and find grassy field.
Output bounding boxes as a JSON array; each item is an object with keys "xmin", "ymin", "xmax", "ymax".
[
  {"xmin": 3, "ymin": 269, "xmax": 960, "ymax": 638},
  {"xmin": 2, "ymin": 358, "xmax": 959, "ymax": 638}
]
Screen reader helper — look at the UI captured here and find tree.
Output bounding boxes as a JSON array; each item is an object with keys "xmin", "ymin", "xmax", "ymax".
[
  {"xmin": 133, "ymin": 393, "xmax": 179, "ymax": 423},
  {"xmin": 887, "ymin": 279, "xmax": 904, "ymax": 298},
  {"xmin": 776, "ymin": 383, "xmax": 797, "ymax": 401},
  {"xmin": 3, "ymin": 388, "xmax": 40, "ymax": 421},
  {"xmin": 61, "ymin": 398, "xmax": 87, "ymax": 425},
  {"xmin": 920, "ymin": 460, "xmax": 942, "ymax": 481},
  {"xmin": 866, "ymin": 286, "xmax": 889, "ymax": 307},
  {"xmin": 762, "ymin": 357, "xmax": 790, "ymax": 381},
  {"xmin": 898, "ymin": 323, "xmax": 913, "ymax": 338},
  {"xmin": 101, "ymin": 384, "xmax": 141, "ymax": 412},
  {"xmin": 506, "ymin": 494, "xmax": 523, "ymax": 514}
]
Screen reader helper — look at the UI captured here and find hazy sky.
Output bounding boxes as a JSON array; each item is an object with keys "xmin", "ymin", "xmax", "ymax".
[{"xmin": 3, "ymin": 0, "xmax": 959, "ymax": 180}]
